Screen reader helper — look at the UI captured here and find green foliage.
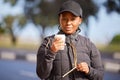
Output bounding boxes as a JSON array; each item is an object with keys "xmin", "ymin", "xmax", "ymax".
[
  {"xmin": 99, "ymin": 34, "xmax": 120, "ymax": 52},
  {"xmin": 110, "ymin": 34, "xmax": 120, "ymax": 44},
  {"xmin": 4, "ymin": 15, "xmax": 14, "ymax": 28},
  {"xmin": 0, "ymin": 26, "xmax": 5, "ymax": 34},
  {"xmin": 17, "ymin": 15, "xmax": 27, "ymax": 28},
  {"xmin": 100, "ymin": 44, "xmax": 120, "ymax": 52},
  {"xmin": 2, "ymin": 15, "xmax": 26, "ymax": 45},
  {"xmin": 4, "ymin": 0, "xmax": 17, "ymax": 6},
  {"xmin": 104, "ymin": 0, "xmax": 120, "ymax": 14},
  {"xmin": 75, "ymin": 0, "xmax": 99, "ymax": 21}
]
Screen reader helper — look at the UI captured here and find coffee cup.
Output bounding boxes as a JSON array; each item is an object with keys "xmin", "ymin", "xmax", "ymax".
[{"xmin": 54, "ymin": 34, "xmax": 65, "ymax": 50}]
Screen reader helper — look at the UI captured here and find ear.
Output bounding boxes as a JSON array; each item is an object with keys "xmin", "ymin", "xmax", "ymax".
[
  {"xmin": 79, "ymin": 18, "xmax": 82, "ymax": 25},
  {"xmin": 58, "ymin": 14, "xmax": 61, "ymax": 24}
]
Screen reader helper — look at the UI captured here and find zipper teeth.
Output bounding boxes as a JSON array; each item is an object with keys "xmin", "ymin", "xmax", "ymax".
[{"xmin": 61, "ymin": 48, "xmax": 62, "ymax": 79}]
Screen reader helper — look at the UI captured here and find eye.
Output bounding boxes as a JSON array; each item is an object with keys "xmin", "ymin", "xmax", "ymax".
[
  {"xmin": 71, "ymin": 17, "xmax": 76, "ymax": 21},
  {"xmin": 62, "ymin": 17, "xmax": 67, "ymax": 21}
]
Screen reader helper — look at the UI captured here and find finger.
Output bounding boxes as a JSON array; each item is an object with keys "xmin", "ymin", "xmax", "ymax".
[
  {"xmin": 80, "ymin": 62, "xmax": 89, "ymax": 74},
  {"xmin": 77, "ymin": 64, "xmax": 82, "ymax": 71},
  {"xmin": 54, "ymin": 37, "xmax": 61, "ymax": 42},
  {"xmin": 77, "ymin": 63, "xmax": 88, "ymax": 72},
  {"xmin": 80, "ymin": 62, "xmax": 88, "ymax": 67}
]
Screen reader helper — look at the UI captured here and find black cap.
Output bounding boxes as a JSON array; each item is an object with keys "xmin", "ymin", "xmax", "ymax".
[{"xmin": 59, "ymin": 0, "xmax": 82, "ymax": 17}]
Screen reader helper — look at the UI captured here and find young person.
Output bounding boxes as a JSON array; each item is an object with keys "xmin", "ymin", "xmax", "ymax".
[{"xmin": 36, "ymin": 0, "xmax": 104, "ymax": 80}]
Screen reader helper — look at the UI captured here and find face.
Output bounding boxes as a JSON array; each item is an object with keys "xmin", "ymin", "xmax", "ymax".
[{"xmin": 59, "ymin": 11, "xmax": 82, "ymax": 34}]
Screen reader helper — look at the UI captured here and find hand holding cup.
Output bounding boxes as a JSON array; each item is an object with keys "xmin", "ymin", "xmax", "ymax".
[{"xmin": 50, "ymin": 34, "xmax": 66, "ymax": 53}]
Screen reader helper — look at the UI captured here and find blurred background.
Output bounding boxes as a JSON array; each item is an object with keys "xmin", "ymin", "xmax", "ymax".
[{"xmin": 0, "ymin": 0, "xmax": 120, "ymax": 80}]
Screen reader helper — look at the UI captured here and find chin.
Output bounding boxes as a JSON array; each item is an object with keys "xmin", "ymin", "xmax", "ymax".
[
  {"xmin": 62, "ymin": 29, "xmax": 74, "ymax": 34},
  {"xmin": 64, "ymin": 31, "xmax": 73, "ymax": 34}
]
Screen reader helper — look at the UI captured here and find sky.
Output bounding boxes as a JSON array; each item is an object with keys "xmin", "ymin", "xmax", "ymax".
[
  {"xmin": 88, "ymin": 6, "xmax": 120, "ymax": 44},
  {"xmin": 0, "ymin": 0, "xmax": 120, "ymax": 45}
]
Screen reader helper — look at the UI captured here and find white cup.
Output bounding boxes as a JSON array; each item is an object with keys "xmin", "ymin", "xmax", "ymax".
[{"xmin": 54, "ymin": 34, "xmax": 66, "ymax": 50}]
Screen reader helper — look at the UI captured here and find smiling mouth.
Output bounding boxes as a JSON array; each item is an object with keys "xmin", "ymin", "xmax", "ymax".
[
  {"xmin": 65, "ymin": 26, "xmax": 72, "ymax": 31},
  {"xmin": 65, "ymin": 28, "xmax": 71, "ymax": 31}
]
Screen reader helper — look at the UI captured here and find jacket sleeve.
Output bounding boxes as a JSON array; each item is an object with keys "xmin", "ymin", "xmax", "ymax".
[
  {"xmin": 36, "ymin": 37, "xmax": 56, "ymax": 79},
  {"xmin": 87, "ymin": 39, "xmax": 104, "ymax": 80}
]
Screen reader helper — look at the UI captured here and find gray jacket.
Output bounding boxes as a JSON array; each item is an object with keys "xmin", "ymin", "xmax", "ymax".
[{"xmin": 36, "ymin": 34, "xmax": 104, "ymax": 80}]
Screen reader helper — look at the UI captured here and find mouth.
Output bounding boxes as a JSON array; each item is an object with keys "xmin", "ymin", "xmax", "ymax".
[
  {"xmin": 65, "ymin": 26, "xmax": 72, "ymax": 31},
  {"xmin": 65, "ymin": 28, "xmax": 72, "ymax": 31},
  {"xmin": 62, "ymin": 27, "xmax": 73, "ymax": 34}
]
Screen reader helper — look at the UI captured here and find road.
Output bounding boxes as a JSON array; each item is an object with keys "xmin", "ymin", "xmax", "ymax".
[
  {"xmin": 0, "ymin": 60, "xmax": 39, "ymax": 80},
  {"xmin": 0, "ymin": 60, "xmax": 120, "ymax": 80}
]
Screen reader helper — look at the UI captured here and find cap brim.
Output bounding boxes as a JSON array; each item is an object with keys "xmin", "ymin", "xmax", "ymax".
[{"xmin": 58, "ymin": 9, "xmax": 80, "ymax": 17}]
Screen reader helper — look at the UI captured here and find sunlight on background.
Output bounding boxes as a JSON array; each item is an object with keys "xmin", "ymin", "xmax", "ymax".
[
  {"xmin": 0, "ymin": 0, "xmax": 120, "ymax": 46},
  {"xmin": 89, "ymin": 6, "xmax": 120, "ymax": 45}
]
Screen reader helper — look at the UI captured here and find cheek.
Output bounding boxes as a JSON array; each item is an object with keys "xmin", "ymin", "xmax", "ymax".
[
  {"xmin": 60, "ymin": 21, "xmax": 66, "ymax": 27},
  {"xmin": 74, "ymin": 21, "xmax": 80, "ymax": 28}
]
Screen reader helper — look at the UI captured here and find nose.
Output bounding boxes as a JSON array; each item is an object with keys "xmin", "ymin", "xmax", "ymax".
[{"xmin": 66, "ymin": 19, "xmax": 72, "ymax": 25}]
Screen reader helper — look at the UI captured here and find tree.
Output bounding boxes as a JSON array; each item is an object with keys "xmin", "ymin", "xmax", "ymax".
[
  {"xmin": 104, "ymin": 0, "xmax": 120, "ymax": 14},
  {"xmin": 3, "ymin": 15, "xmax": 16, "ymax": 44},
  {"xmin": 2, "ymin": 0, "xmax": 99, "ymax": 43},
  {"xmin": 1, "ymin": 0, "xmax": 27, "ymax": 45},
  {"xmin": 4, "ymin": 0, "xmax": 17, "ymax": 6},
  {"xmin": 2, "ymin": 15, "xmax": 26, "ymax": 45},
  {"xmin": 110, "ymin": 34, "xmax": 120, "ymax": 44},
  {"xmin": 3, "ymin": 0, "xmax": 120, "ymax": 45},
  {"xmin": 0, "ymin": 23, "xmax": 5, "ymax": 34},
  {"xmin": 24, "ymin": 0, "xmax": 64, "ymax": 40},
  {"xmin": 75, "ymin": 0, "xmax": 99, "ymax": 36}
]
